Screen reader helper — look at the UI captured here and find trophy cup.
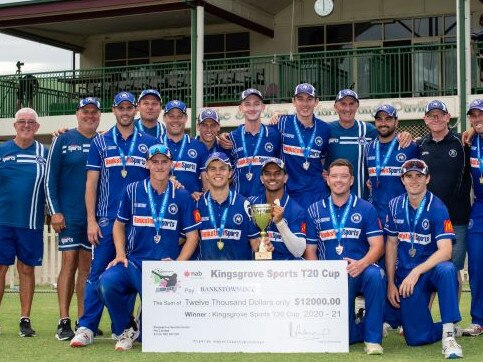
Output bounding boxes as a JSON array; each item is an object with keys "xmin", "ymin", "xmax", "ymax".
[{"xmin": 251, "ymin": 204, "xmax": 273, "ymax": 260}]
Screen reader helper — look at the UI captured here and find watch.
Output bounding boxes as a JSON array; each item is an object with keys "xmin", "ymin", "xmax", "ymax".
[{"xmin": 314, "ymin": 0, "xmax": 334, "ymax": 17}]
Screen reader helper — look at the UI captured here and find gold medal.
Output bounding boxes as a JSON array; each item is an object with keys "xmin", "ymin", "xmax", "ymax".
[
  {"xmin": 121, "ymin": 169, "xmax": 128, "ymax": 178},
  {"xmin": 217, "ymin": 239, "xmax": 224, "ymax": 250}
]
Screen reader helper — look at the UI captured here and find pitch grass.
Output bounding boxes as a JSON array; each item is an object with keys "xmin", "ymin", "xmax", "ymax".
[{"xmin": 1, "ymin": 289, "xmax": 482, "ymax": 361}]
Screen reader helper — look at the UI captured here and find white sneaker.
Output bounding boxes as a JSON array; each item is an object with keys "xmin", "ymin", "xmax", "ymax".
[
  {"xmin": 442, "ymin": 337, "xmax": 463, "ymax": 359},
  {"xmin": 398, "ymin": 326, "xmax": 404, "ymax": 336},
  {"xmin": 115, "ymin": 327, "xmax": 139, "ymax": 351},
  {"xmin": 70, "ymin": 327, "xmax": 94, "ymax": 347},
  {"xmin": 383, "ymin": 322, "xmax": 397, "ymax": 338},
  {"xmin": 462, "ymin": 323, "xmax": 483, "ymax": 336},
  {"xmin": 364, "ymin": 342, "xmax": 383, "ymax": 355}
]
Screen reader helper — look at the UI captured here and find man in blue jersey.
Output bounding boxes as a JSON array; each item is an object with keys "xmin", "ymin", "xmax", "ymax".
[
  {"xmin": 98, "ymin": 144, "xmax": 200, "ymax": 351},
  {"xmin": 385, "ymin": 159, "xmax": 462, "ymax": 359},
  {"xmin": 249, "ymin": 157, "xmax": 307, "ymax": 260},
  {"xmin": 196, "ymin": 108, "xmax": 230, "ymax": 158},
  {"xmin": 275, "ymin": 83, "xmax": 331, "ymax": 209},
  {"xmin": 70, "ymin": 91, "xmax": 157, "ymax": 347},
  {"xmin": 228, "ymin": 89, "xmax": 280, "ymax": 196},
  {"xmin": 0, "ymin": 107, "xmax": 48, "ymax": 337},
  {"xmin": 134, "ymin": 89, "xmax": 166, "ymax": 140},
  {"xmin": 464, "ymin": 99, "xmax": 483, "ymax": 336},
  {"xmin": 197, "ymin": 152, "xmax": 264, "ymax": 260},
  {"xmin": 162, "ymin": 100, "xmax": 209, "ymax": 198},
  {"xmin": 45, "ymin": 97, "xmax": 101, "ymax": 341},
  {"xmin": 306, "ymin": 159, "xmax": 385, "ymax": 355}
]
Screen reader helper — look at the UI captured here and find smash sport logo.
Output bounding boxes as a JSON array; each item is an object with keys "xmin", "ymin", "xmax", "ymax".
[{"xmin": 151, "ymin": 269, "xmax": 179, "ymax": 292}]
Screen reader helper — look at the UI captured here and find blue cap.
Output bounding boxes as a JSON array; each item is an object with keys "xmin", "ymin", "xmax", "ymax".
[
  {"xmin": 374, "ymin": 104, "xmax": 397, "ymax": 118},
  {"xmin": 467, "ymin": 99, "xmax": 483, "ymax": 114},
  {"xmin": 77, "ymin": 97, "xmax": 101, "ymax": 110},
  {"xmin": 147, "ymin": 144, "xmax": 172, "ymax": 160},
  {"xmin": 425, "ymin": 100, "xmax": 448, "ymax": 114},
  {"xmin": 335, "ymin": 89, "xmax": 359, "ymax": 103},
  {"xmin": 294, "ymin": 83, "xmax": 316, "ymax": 97},
  {"xmin": 113, "ymin": 91, "xmax": 136, "ymax": 107},
  {"xmin": 401, "ymin": 159, "xmax": 429, "ymax": 176},
  {"xmin": 138, "ymin": 89, "xmax": 162, "ymax": 103},
  {"xmin": 198, "ymin": 108, "xmax": 220, "ymax": 124},
  {"xmin": 241, "ymin": 88, "xmax": 263, "ymax": 101},
  {"xmin": 261, "ymin": 157, "xmax": 286, "ymax": 172},
  {"xmin": 205, "ymin": 152, "xmax": 232, "ymax": 169},
  {"xmin": 165, "ymin": 100, "xmax": 187, "ymax": 114}
]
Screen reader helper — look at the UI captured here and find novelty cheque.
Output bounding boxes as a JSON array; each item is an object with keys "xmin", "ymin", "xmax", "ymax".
[{"xmin": 142, "ymin": 261, "xmax": 348, "ymax": 353}]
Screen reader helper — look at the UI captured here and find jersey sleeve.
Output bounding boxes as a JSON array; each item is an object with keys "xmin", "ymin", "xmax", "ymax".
[
  {"xmin": 287, "ymin": 205, "xmax": 306, "ymax": 238},
  {"xmin": 116, "ymin": 183, "xmax": 134, "ymax": 223},
  {"xmin": 305, "ymin": 205, "xmax": 319, "ymax": 245},
  {"xmin": 432, "ymin": 199, "xmax": 456, "ymax": 241},
  {"xmin": 197, "ymin": 142, "xmax": 209, "ymax": 172},
  {"xmin": 180, "ymin": 190, "xmax": 201, "ymax": 232},
  {"xmin": 384, "ymin": 198, "xmax": 398, "ymax": 236},
  {"xmin": 44, "ymin": 135, "xmax": 63, "ymax": 215},
  {"xmin": 86, "ymin": 135, "xmax": 102, "ymax": 171},
  {"xmin": 364, "ymin": 202, "xmax": 383, "ymax": 238}
]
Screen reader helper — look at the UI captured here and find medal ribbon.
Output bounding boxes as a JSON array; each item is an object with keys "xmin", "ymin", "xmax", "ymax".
[
  {"xmin": 375, "ymin": 137, "xmax": 398, "ymax": 179},
  {"xmin": 241, "ymin": 125, "xmax": 265, "ymax": 177},
  {"xmin": 293, "ymin": 115, "xmax": 317, "ymax": 164},
  {"xmin": 328, "ymin": 194, "xmax": 353, "ymax": 244},
  {"xmin": 111, "ymin": 126, "xmax": 138, "ymax": 172},
  {"xmin": 138, "ymin": 119, "xmax": 162, "ymax": 139},
  {"xmin": 164, "ymin": 133, "xmax": 187, "ymax": 161},
  {"xmin": 404, "ymin": 194, "xmax": 427, "ymax": 252},
  {"xmin": 147, "ymin": 180, "xmax": 171, "ymax": 236},
  {"xmin": 477, "ymin": 136, "xmax": 483, "ymax": 177},
  {"xmin": 206, "ymin": 191, "xmax": 233, "ymax": 241}
]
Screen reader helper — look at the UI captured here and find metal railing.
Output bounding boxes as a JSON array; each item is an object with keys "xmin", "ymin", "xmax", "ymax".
[{"xmin": 1, "ymin": 42, "xmax": 481, "ymax": 118}]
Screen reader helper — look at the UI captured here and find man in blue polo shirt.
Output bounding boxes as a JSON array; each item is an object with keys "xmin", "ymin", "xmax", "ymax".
[
  {"xmin": 385, "ymin": 159, "xmax": 462, "ymax": 359},
  {"xmin": 249, "ymin": 157, "xmax": 307, "ymax": 260},
  {"xmin": 70, "ymin": 91, "xmax": 157, "ymax": 347},
  {"xmin": 229, "ymin": 89, "xmax": 280, "ymax": 197},
  {"xmin": 196, "ymin": 108, "xmax": 230, "ymax": 158},
  {"xmin": 98, "ymin": 144, "xmax": 200, "ymax": 351},
  {"xmin": 134, "ymin": 89, "xmax": 166, "ymax": 140},
  {"xmin": 276, "ymin": 83, "xmax": 330, "ymax": 209},
  {"xmin": 162, "ymin": 100, "xmax": 208, "ymax": 198},
  {"xmin": 0, "ymin": 107, "xmax": 48, "ymax": 337},
  {"xmin": 306, "ymin": 159, "xmax": 385, "ymax": 355},
  {"xmin": 45, "ymin": 97, "xmax": 101, "ymax": 341},
  {"xmin": 197, "ymin": 152, "xmax": 261, "ymax": 260}
]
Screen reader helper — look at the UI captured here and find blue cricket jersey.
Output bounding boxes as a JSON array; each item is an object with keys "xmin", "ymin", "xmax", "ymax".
[
  {"xmin": 45, "ymin": 129, "xmax": 95, "ymax": 226},
  {"xmin": 248, "ymin": 193, "xmax": 306, "ymax": 260},
  {"xmin": 134, "ymin": 118, "xmax": 166, "ymax": 140},
  {"xmin": 197, "ymin": 191, "xmax": 259, "ymax": 260},
  {"xmin": 306, "ymin": 194, "xmax": 383, "ymax": 260},
  {"xmin": 469, "ymin": 135, "xmax": 483, "ymax": 233},
  {"xmin": 0, "ymin": 140, "xmax": 48, "ymax": 229}
]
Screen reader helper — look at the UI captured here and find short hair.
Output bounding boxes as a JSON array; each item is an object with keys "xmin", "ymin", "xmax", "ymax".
[
  {"xmin": 15, "ymin": 107, "xmax": 38, "ymax": 122},
  {"xmin": 328, "ymin": 158, "xmax": 354, "ymax": 176}
]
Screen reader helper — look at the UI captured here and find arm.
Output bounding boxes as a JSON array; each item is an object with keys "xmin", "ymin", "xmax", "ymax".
[
  {"xmin": 399, "ymin": 238, "xmax": 452, "ymax": 298},
  {"xmin": 397, "ymin": 131, "xmax": 413, "ymax": 149},
  {"xmin": 303, "ymin": 244, "xmax": 318, "ymax": 260},
  {"xmin": 85, "ymin": 170, "xmax": 102, "ymax": 245},
  {"xmin": 177, "ymin": 229, "xmax": 199, "ymax": 260},
  {"xmin": 44, "ymin": 136, "xmax": 65, "ymax": 233},
  {"xmin": 107, "ymin": 220, "xmax": 128, "ymax": 268},
  {"xmin": 385, "ymin": 235, "xmax": 400, "ymax": 308},
  {"xmin": 462, "ymin": 127, "xmax": 475, "ymax": 146},
  {"xmin": 344, "ymin": 234, "xmax": 384, "ymax": 278},
  {"xmin": 272, "ymin": 205, "xmax": 306, "ymax": 258}
]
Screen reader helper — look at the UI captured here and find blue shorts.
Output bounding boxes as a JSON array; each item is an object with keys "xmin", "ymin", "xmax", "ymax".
[
  {"xmin": 452, "ymin": 224, "xmax": 468, "ymax": 270},
  {"xmin": 58, "ymin": 225, "xmax": 91, "ymax": 252},
  {"xmin": 0, "ymin": 225, "xmax": 44, "ymax": 266}
]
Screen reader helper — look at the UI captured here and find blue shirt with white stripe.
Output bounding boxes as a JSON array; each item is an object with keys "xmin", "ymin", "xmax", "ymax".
[
  {"xmin": 0, "ymin": 140, "xmax": 48, "ymax": 229},
  {"xmin": 45, "ymin": 129, "xmax": 95, "ymax": 226},
  {"xmin": 86, "ymin": 126, "xmax": 157, "ymax": 219},
  {"xmin": 327, "ymin": 120, "xmax": 377, "ymax": 198}
]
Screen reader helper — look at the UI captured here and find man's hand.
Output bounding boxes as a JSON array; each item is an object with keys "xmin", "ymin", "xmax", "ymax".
[
  {"xmin": 52, "ymin": 127, "xmax": 69, "ymax": 138},
  {"xmin": 268, "ymin": 111, "xmax": 284, "ymax": 125},
  {"xmin": 87, "ymin": 220, "xmax": 103, "ymax": 245},
  {"xmin": 107, "ymin": 255, "xmax": 128, "ymax": 268},
  {"xmin": 344, "ymin": 257, "xmax": 368, "ymax": 278},
  {"xmin": 387, "ymin": 282, "xmax": 400, "ymax": 308},
  {"xmin": 51, "ymin": 213, "xmax": 66, "ymax": 233},
  {"xmin": 169, "ymin": 176, "xmax": 183, "ymax": 189},
  {"xmin": 366, "ymin": 179, "xmax": 373, "ymax": 192},
  {"xmin": 272, "ymin": 202, "xmax": 284, "ymax": 224},
  {"xmin": 217, "ymin": 133, "xmax": 233, "ymax": 150},
  {"xmin": 397, "ymin": 131, "xmax": 413, "ymax": 148},
  {"xmin": 399, "ymin": 269, "xmax": 421, "ymax": 298},
  {"xmin": 462, "ymin": 128, "xmax": 475, "ymax": 146},
  {"xmin": 191, "ymin": 191, "xmax": 203, "ymax": 202}
]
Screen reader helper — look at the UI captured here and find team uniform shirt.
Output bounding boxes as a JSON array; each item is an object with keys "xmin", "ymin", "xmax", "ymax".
[
  {"xmin": 327, "ymin": 120, "xmax": 377, "ymax": 198},
  {"xmin": 134, "ymin": 118, "xmax": 166, "ymax": 140},
  {"xmin": 230, "ymin": 124, "xmax": 281, "ymax": 197},
  {"xmin": 249, "ymin": 193, "xmax": 306, "ymax": 260},
  {"xmin": 0, "ymin": 140, "xmax": 48, "ymax": 229},
  {"xmin": 306, "ymin": 194, "xmax": 383, "ymax": 260},
  {"xmin": 277, "ymin": 115, "xmax": 330, "ymax": 206},
  {"xmin": 117, "ymin": 178, "xmax": 200, "ymax": 267},
  {"xmin": 45, "ymin": 129, "xmax": 95, "ymax": 227},
  {"xmin": 197, "ymin": 191, "xmax": 259, "ymax": 260},
  {"xmin": 384, "ymin": 191, "xmax": 455, "ymax": 278},
  {"xmin": 469, "ymin": 135, "xmax": 483, "ymax": 232},
  {"xmin": 365, "ymin": 138, "xmax": 420, "ymax": 220},
  {"xmin": 86, "ymin": 126, "xmax": 157, "ymax": 219},
  {"xmin": 196, "ymin": 136, "xmax": 231, "ymax": 159},
  {"xmin": 164, "ymin": 134, "xmax": 208, "ymax": 194}
]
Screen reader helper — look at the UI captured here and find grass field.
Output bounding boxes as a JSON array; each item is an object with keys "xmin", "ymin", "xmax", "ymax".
[{"xmin": 1, "ymin": 288, "xmax": 482, "ymax": 361}]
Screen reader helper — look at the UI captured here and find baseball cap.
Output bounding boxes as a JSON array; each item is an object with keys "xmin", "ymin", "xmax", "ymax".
[
  {"xmin": 374, "ymin": 104, "xmax": 397, "ymax": 118},
  {"xmin": 138, "ymin": 89, "xmax": 162, "ymax": 103},
  {"xmin": 77, "ymin": 97, "xmax": 101, "ymax": 110},
  {"xmin": 241, "ymin": 88, "xmax": 263, "ymax": 101},
  {"xmin": 165, "ymin": 100, "xmax": 187, "ymax": 114},
  {"xmin": 401, "ymin": 159, "xmax": 429, "ymax": 176},
  {"xmin": 335, "ymin": 89, "xmax": 359, "ymax": 103},
  {"xmin": 147, "ymin": 144, "xmax": 172, "ymax": 160},
  {"xmin": 294, "ymin": 83, "xmax": 316, "ymax": 97},
  {"xmin": 261, "ymin": 157, "xmax": 286, "ymax": 173},
  {"xmin": 467, "ymin": 99, "xmax": 483, "ymax": 114},
  {"xmin": 113, "ymin": 91, "xmax": 136, "ymax": 107},
  {"xmin": 424, "ymin": 100, "xmax": 448, "ymax": 114},
  {"xmin": 204, "ymin": 152, "xmax": 232, "ymax": 169},
  {"xmin": 198, "ymin": 108, "xmax": 220, "ymax": 124}
]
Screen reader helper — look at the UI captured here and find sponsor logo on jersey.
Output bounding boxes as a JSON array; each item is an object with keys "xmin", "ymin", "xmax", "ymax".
[
  {"xmin": 301, "ymin": 222, "xmax": 307, "ymax": 234},
  {"xmin": 448, "ymin": 149, "xmax": 457, "ymax": 157},
  {"xmin": 397, "ymin": 231, "xmax": 431, "ymax": 245},
  {"xmin": 173, "ymin": 161, "xmax": 197, "ymax": 172},
  {"xmin": 193, "ymin": 210, "xmax": 201, "ymax": 223},
  {"xmin": 319, "ymin": 228, "xmax": 361, "ymax": 240},
  {"xmin": 201, "ymin": 228, "xmax": 242, "ymax": 240},
  {"xmin": 133, "ymin": 215, "xmax": 178, "ymax": 230},
  {"xmin": 444, "ymin": 219, "xmax": 454, "ymax": 233}
]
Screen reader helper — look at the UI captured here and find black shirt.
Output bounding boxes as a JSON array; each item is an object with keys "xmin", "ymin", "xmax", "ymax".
[{"xmin": 418, "ymin": 130, "xmax": 472, "ymax": 225}]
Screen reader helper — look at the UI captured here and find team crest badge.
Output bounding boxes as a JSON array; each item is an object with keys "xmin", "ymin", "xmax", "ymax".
[
  {"xmin": 351, "ymin": 213, "xmax": 362, "ymax": 223},
  {"xmin": 233, "ymin": 213, "xmax": 243, "ymax": 225},
  {"xmin": 396, "ymin": 153, "xmax": 407, "ymax": 162},
  {"xmin": 168, "ymin": 203, "xmax": 178, "ymax": 215},
  {"xmin": 138, "ymin": 144, "xmax": 148, "ymax": 153},
  {"xmin": 188, "ymin": 149, "xmax": 197, "ymax": 159},
  {"xmin": 315, "ymin": 136, "xmax": 323, "ymax": 146},
  {"xmin": 358, "ymin": 137, "xmax": 367, "ymax": 145},
  {"xmin": 448, "ymin": 149, "xmax": 457, "ymax": 157},
  {"xmin": 422, "ymin": 219, "xmax": 430, "ymax": 230},
  {"xmin": 265, "ymin": 143, "xmax": 273, "ymax": 152}
]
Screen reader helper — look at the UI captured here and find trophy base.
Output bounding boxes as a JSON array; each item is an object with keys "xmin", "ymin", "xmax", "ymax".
[{"xmin": 255, "ymin": 251, "xmax": 272, "ymax": 260}]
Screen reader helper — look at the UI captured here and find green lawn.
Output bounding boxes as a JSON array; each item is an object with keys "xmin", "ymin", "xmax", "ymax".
[{"xmin": 0, "ymin": 289, "xmax": 482, "ymax": 361}]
